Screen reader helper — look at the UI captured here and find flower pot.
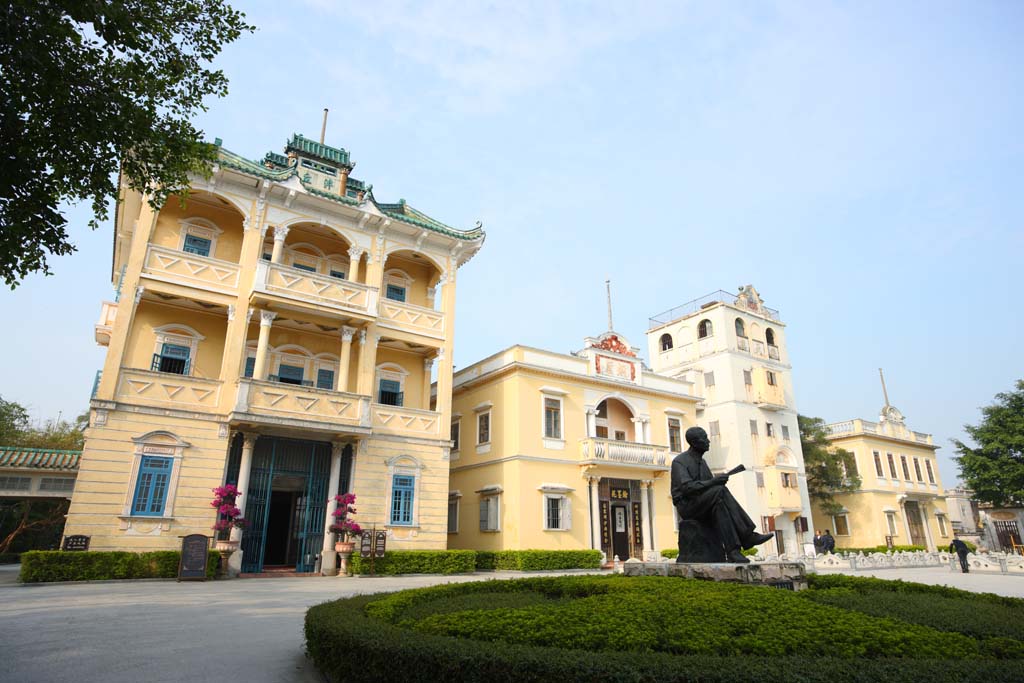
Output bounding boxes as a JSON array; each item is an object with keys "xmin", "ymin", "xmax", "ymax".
[
  {"xmin": 214, "ymin": 539, "xmax": 240, "ymax": 553},
  {"xmin": 335, "ymin": 541, "xmax": 355, "ymax": 554}
]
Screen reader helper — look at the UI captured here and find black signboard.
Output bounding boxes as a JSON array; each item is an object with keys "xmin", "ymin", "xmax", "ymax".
[
  {"xmin": 631, "ymin": 501, "xmax": 643, "ymax": 550},
  {"xmin": 599, "ymin": 500, "xmax": 611, "ymax": 548},
  {"xmin": 178, "ymin": 534, "xmax": 209, "ymax": 581},
  {"xmin": 62, "ymin": 535, "xmax": 90, "ymax": 551},
  {"xmin": 360, "ymin": 530, "xmax": 373, "ymax": 559},
  {"xmin": 610, "ymin": 487, "xmax": 630, "ymax": 501},
  {"xmin": 374, "ymin": 530, "xmax": 387, "ymax": 558}
]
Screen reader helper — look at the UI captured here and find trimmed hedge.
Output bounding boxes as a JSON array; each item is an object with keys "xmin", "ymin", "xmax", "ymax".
[
  {"xmin": 19, "ymin": 550, "xmax": 220, "ymax": 583},
  {"xmin": 306, "ymin": 575, "xmax": 1024, "ymax": 683},
  {"xmin": 835, "ymin": 544, "xmax": 927, "ymax": 554},
  {"xmin": 476, "ymin": 549, "xmax": 602, "ymax": 571},
  {"xmin": 661, "ymin": 547, "xmax": 758, "ymax": 559},
  {"xmin": 349, "ymin": 550, "xmax": 476, "ymax": 575}
]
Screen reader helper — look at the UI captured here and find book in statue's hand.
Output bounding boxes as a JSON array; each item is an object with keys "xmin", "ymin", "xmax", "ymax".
[{"xmin": 726, "ymin": 464, "xmax": 746, "ymax": 476}]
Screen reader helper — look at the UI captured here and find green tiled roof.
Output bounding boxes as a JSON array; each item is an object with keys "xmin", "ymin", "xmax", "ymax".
[
  {"xmin": 218, "ymin": 148, "xmax": 296, "ymax": 181},
  {"xmin": 263, "ymin": 151, "xmax": 290, "ymax": 169},
  {"xmin": 286, "ymin": 134, "xmax": 351, "ymax": 168},
  {"xmin": 0, "ymin": 447, "xmax": 81, "ymax": 471},
  {"xmin": 377, "ymin": 199, "xmax": 484, "ymax": 240}
]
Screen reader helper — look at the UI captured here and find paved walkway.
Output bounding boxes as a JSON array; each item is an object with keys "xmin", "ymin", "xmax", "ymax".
[{"xmin": 1, "ymin": 566, "xmax": 1020, "ymax": 683}]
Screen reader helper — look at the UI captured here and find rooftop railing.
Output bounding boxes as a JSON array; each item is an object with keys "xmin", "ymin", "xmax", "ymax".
[{"xmin": 649, "ymin": 290, "xmax": 780, "ymax": 329}]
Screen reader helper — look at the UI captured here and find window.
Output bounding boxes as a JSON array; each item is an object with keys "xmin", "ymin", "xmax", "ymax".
[
  {"xmin": 614, "ymin": 430, "xmax": 627, "ymax": 441},
  {"xmin": 39, "ymin": 477, "xmax": 75, "ymax": 492},
  {"xmin": 668, "ymin": 418, "xmax": 682, "ymax": 453},
  {"xmin": 479, "ymin": 494, "xmax": 500, "ymax": 531},
  {"xmin": 659, "ymin": 333, "xmax": 673, "ymax": 351},
  {"xmin": 543, "ymin": 397, "xmax": 562, "ymax": 439},
  {"xmin": 913, "ymin": 458, "xmax": 924, "ymax": 482},
  {"xmin": 833, "ymin": 514, "xmax": 850, "ymax": 536},
  {"xmin": 447, "ymin": 496, "xmax": 459, "ymax": 533},
  {"xmin": 735, "ymin": 318, "xmax": 746, "ymax": 337},
  {"xmin": 477, "ymin": 412, "xmax": 491, "ymax": 444},
  {"xmin": 292, "ymin": 261, "xmax": 316, "ymax": 273},
  {"xmin": 756, "ymin": 471, "xmax": 765, "ymax": 488},
  {"xmin": 886, "ymin": 511, "xmax": 898, "ymax": 536},
  {"xmin": 131, "ymin": 456, "xmax": 172, "ymax": 516},
  {"xmin": 277, "ymin": 363, "xmax": 306, "ymax": 386},
  {"xmin": 887, "ymin": 453, "xmax": 898, "ymax": 479},
  {"xmin": 937, "ymin": 514, "xmax": 948, "ymax": 537},
  {"xmin": 749, "ymin": 419, "xmax": 758, "ymax": 436},
  {"xmin": 378, "ymin": 378, "xmax": 403, "ymax": 406},
  {"xmin": 389, "ymin": 475, "xmax": 415, "ymax": 525},
  {"xmin": 873, "ymin": 451, "xmax": 884, "ymax": 477},
  {"xmin": 543, "ymin": 495, "xmax": 571, "ymax": 531},
  {"xmin": 704, "ymin": 371, "xmax": 715, "ymax": 387},
  {"xmin": 262, "ymin": 251, "xmax": 272, "ymax": 261},
  {"xmin": 385, "ymin": 284, "xmax": 407, "ymax": 302},
  {"xmin": 0, "ymin": 476, "xmax": 31, "ymax": 490},
  {"xmin": 743, "ymin": 370, "xmax": 752, "ymax": 385},
  {"xmin": 925, "ymin": 460, "xmax": 935, "ymax": 484},
  {"xmin": 697, "ymin": 319, "xmax": 713, "ymax": 339},
  {"xmin": 766, "ymin": 422, "xmax": 775, "ymax": 438},
  {"xmin": 797, "ymin": 516, "xmax": 809, "ymax": 533},
  {"xmin": 450, "ymin": 421, "xmax": 460, "ymax": 451},
  {"xmin": 782, "ymin": 425, "xmax": 791, "ymax": 441},
  {"xmin": 781, "ymin": 472, "xmax": 797, "ymax": 488},
  {"xmin": 900, "ymin": 455, "xmax": 911, "ymax": 481},
  {"xmin": 709, "ymin": 420, "xmax": 720, "ymax": 437},
  {"xmin": 182, "ymin": 234, "xmax": 211, "ymax": 257},
  {"xmin": 316, "ymin": 368, "xmax": 334, "ymax": 390},
  {"xmin": 766, "ymin": 370, "xmax": 777, "ymax": 386},
  {"xmin": 329, "ymin": 269, "xmax": 346, "ymax": 279},
  {"xmin": 243, "ymin": 355, "xmax": 256, "ymax": 378},
  {"xmin": 152, "ymin": 343, "xmax": 191, "ymax": 375},
  {"xmin": 765, "ymin": 328, "xmax": 776, "ymax": 346}
]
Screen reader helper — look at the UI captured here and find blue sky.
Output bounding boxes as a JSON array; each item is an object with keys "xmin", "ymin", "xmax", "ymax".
[{"xmin": 2, "ymin": 1, "xmax": 1022, "ymax": 488}]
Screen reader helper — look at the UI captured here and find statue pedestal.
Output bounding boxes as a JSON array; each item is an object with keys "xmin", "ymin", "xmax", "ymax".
[
  {"xmin": 676, "ymin": 520, "xmax": 727, "ymax": 563},
  {"xmin": 622, "ymin": 560, "xmax": 808, "ymax": 591}
]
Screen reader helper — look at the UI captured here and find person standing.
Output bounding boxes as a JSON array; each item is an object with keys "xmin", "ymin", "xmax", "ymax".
[
  {"xmin": 813, "ymin": 529, "xmax": 824, "ymax": 556},
  {"xmin": 822, "ymin": 529, "xmax": 836, "ymax": 554},
  {"xmin": 949, "ymin": 536, "xmax": 971, "ymax": 573}
]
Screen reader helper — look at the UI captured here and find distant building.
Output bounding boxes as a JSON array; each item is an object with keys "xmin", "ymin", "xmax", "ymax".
[
  {"xmin": 821, "ymin": 388, "xmax": 949, "ymax": 550},
  {"xmin": 646, "ymin": 286, "xmax": 814, "ymax": 557},
  {"xmin": 945, "ymin": 485, "xmax": 983, "ymax": 543},
  {"xmin": 0, "ymin": 447, "xmax": 79, "ymax": 503}
]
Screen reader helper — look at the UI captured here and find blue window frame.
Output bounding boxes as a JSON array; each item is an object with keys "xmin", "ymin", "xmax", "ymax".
[
  {"xmin": 276, "ymin": 363, "xmax": 305, "ymax": 385},
  {"xmin": 329, "ymin": 270, "xmax": 345, "ymax": 279},
  {"xmin": 385, "ymin": 284, "xmax": 406, "ymax": 302},
  {"xmin": 132, "ymin": 456, "xmax": 173, "ymax": 516},
  {"xmin": 152, "ymin": 343, "xmax": 190, "ymax": 375},
  {"xmin": 183, "ymin": 235, "xmax": 212, "ymax": 257},
  {"xmin": 317, "ymin": 368, "xmax": 334, "ymax": 390},
  {"xmin": 292, "ymin": 262, "xmax": 316, "ymax": 273},
  {"xmin": 243, "ymin": 356, "xmax": 255, "ymax": 378},
  {"xmin": 390, "ymin": 475, "xmax": 415, "ymax": 525},
  {"xmin": 378, "ymin": 379, "xmax": 403, "ymax": 406},
  {"xmin": 262, "ymin": 252, "xmax": 272, "ymax": 261}
]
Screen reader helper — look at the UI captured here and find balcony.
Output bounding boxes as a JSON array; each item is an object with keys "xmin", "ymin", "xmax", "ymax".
[
  {"xmin": 765, "ymin": 469, "xmax": 803, "ymax": 512},
  {"xmin": 256, "ymin": 261, "xmax": 375, "ymax": 317},
  {"xmin": 579, "ymin": 438, "xmax": 669, "ymax": 468},
  {"xmin": 767, "ymin": 344, "xmax": 780, "ymax": 360},
  {"xmin": 234, "ymin": 378, "xmax": 368, "ymax": 431},
  {"xmin": 754, "ymin": 384, "xmax": 786, "ymax": 410},
  {"xmin": 115, "ymin": 367, "xmax": 222, "ymax": 411},
  {"xmin": 371, "ymin": 404, "xmax": 441, "ymax": 438},
  {"xmin": 95, "ymin": 301, "xmax": 117, "ymax": 346},
  {"xmin": 142, "ymin": 244, "xmax": 240, "ymax": 294},
  {"xmin": 737, "ymin": 336, "xmax": 749, "ymax": 352},
  {"xmin": 378, "ymin": 298, "xmax": 446, "ymax": 339}
]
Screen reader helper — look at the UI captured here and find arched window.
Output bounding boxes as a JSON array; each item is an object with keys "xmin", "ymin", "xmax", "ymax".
[
  {"xmin": 766, "ymin": 328, "xmax": 776, "ymax": 346},
  {"xmin": 734, "ymin": 318, "xmax": 746, "ymax": 338},
  {"xmin": 697, "ymin": 319, "xmax": 713, "ymax": 339},
  {"xmin": 659, "ymin": 333, "xmax": 673, "ymax": 351}
]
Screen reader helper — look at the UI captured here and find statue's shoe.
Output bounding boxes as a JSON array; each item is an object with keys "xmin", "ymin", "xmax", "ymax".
[
  {"xmin": 726, "ymin": 549, "xmax": 751, "ymax": 564},
  {"xmin": 741, "ymin": 532, "xmax": 775, "ymax": 549}
]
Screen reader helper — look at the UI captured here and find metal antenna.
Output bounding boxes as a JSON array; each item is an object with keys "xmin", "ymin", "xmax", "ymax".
[
  {"xmin": 320, "ymin": 108, "xmax": 329, "ymax": 144},
  {"xmin": 606, "ymin": 279, "xmax": 614, "ymax": 331},
  {"xmin": 879, "ymin": 368, "xmax": 891, "ymax": 408}
]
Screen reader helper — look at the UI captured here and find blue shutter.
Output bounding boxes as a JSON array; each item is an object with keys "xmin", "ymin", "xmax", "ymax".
[
  {"xmin": 329, "ymin": 270, "xmax": 346, "ymax": 279},
  {"xmin": 244, "ymin": 356, "xmax": 256, "ymax": 378},
  {"xmin": 385, "ymin": 285, "xmax": 406, "ymax": 302},
  {"xmin": 317, "ymin": 368, "xmax": 334, "ymax": 390},
  {"xmin": 183, "ymin": 235, "xmax": 211, "ymax": 257},
  {"xmin": 132, "ymin": 456, "xmax": 172, "ymax": 516},
  {"xmin": 390, "ymin": 475, "xmax": 415, "ymax": 525},
  {"xmin": 277, "ymin": 364, "xmax": 304, "ymax": 385},
  {"xmin": 378, "ymin": 379, "xmax": 403, "ymax": 406},
  {"xmin": 293, "ymin": 262, "xmax": 316, "ymax": 273}
]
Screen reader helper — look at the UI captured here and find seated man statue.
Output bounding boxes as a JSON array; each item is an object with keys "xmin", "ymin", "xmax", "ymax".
[{"xmin": 671, "ymin": 426, "xmax": 775, "ymax": 563}]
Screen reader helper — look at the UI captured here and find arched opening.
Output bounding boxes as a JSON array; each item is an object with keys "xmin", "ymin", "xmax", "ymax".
[
  {"xmin": 595, "ymin": 397, "xmax": 636, "ymax": 441},
  {"xmin": 381, "ymin": 249, "xmax": 443, "ymax": 309},
  {"xmin": 152, "ymin": 190, "xmax": 246, "ymax": 263},
  {"xmin": 735, "ymin": 318, "xmax": 746, "ymax": 338},
  {"xmin": 267, "ymin": 221, "xmax": 354, "ymax": 280},
  {"xmin": 697, "ymin": 319, "xmax": 713, "ymax": 339},
  {"xmin": 766, "ymin": 328, "xmax": 776, "ymax": 346},
  {"xmin": 659, "ymin": 333, "xmax": 673, "ymax": 351}
]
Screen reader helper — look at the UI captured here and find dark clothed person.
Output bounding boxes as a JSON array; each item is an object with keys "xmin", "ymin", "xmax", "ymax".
[{"xmin": 949, "ymin": 538, "xmax": 971, "ymax": 573}]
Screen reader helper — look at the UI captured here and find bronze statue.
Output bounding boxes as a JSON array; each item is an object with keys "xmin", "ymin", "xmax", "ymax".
[{"xmin": 671, "ymin": 426, "xmax": 775, "ymax": 563}]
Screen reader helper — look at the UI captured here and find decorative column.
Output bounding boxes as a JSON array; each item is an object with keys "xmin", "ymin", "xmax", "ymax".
[
  {"xmin": 426, "ymin": 286, "xmax": 437, "ymax": 309},
  {"xmin": 253, "ymin": 310, "xmax": 277, "ymax": 380},
  {"xmin": 422, "ymin": 357, "xmax": 434, "ymax": 410},
  {"xmin": 230, "ymin": 433, "xmax": 258, "ymax": 544},
  {"xmin": 898, "ymin": 497, "xmax": 913, "ymax": 542},
  {"xmin": 647, "ymin": 481, "xmax": 659, "ymax": 552},
  {"xmin": 355, "ymin": 326, "xmax": 378, "ymax": 397},
  {"xmin": 321, "ymin": 441, "xmax": 344, "ymax": 575},
  {"xmin": 589, "ymin": 476, "xmax": 602, "ymax": 552},
  {"xmin": 347, "ymin": 246, "xmax": 363, "ymax": 283},
  {"xmin": 270, "ymin": 225, "xmax": 290, "ymax": 263},
  {"xmin": 643, "ymin": 419, "xmax": 652, "ymax": 445},
  {"xmin": 640, "ymin": 480, "xmax": 653, "ymax": 554},
  {"xmin": 335, "ymin": 326, "xmax": 356, "ymax": 392},
  {"xmin": 585, "ymin": 409, "xmax": 597, "ymax": 438}
]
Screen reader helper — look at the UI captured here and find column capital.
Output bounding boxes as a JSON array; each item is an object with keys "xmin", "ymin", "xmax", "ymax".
[
  {"xmin": 588, "ymin": 475, "xmax": 601, "ymax": 486},
  {"xmin": 259, "ymin": 310, "xmax": 278, "ymax": 326},
  {"xmin": 341, "ymin": 325, "xmax": 357, "ymax": 342},
  {"xmin": 227, "ymin": 304, "xmax": 236, "ymax": 322},
  {"xmin": 347, "ymin": 245, "xmax": 364, "ymax": 260},
  {"xmin": 134, "ymin": 285, "xmax": 145, "ymax": 304},
  {"xmin": 641, "ymin": 479, "xmax": 653, "ymax": 488},
  {"xmin": 359, "ymin": 328, "xmax": 367, "ymax": 346},
  {"xmin": 273, "ymin": 225, "xmax": 290, "ymax": 242},
  {"xmin": 423, "ymin": 357, "xmax": 434, "ymax": 371},
  {"xmin": 331, "ymin": 441, "xmax": 345, "ymax": 457},
  {"xmin": 246, "ymin": 307, "xmax": 255, "ymax": 325},
  {"xmin": 242, "ymin": 433, "xmax": 259, "ymax": 450},
  {"xmin": 585, "ymin": 407, "xmax": 596, "ymax": 416}
]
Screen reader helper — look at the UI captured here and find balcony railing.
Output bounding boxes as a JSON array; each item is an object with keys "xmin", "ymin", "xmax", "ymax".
[
  {"xmin": 151, "ymin": 353, "xmax": 190, "ymax": 375},
  {"xmin": 91, "ymin": 370, "xmax": 102, "ymax": 398},
  {"xmin": 235, "ymin": 378, "xmax": 367, "ymax": 428},
  {"xmin": 768, "ymin": 344, "xmax": 780, "ymax": 360},
  {"xmin": 95, "ymin": 301, "xmax": 117, "ymax": 346},
  {"xmin": 649, "ymin": 290, "xmax": 781, "ymax": 329},
  {"xmin": 371, "ymin": 404, "xmax": 440, "ymax": 437},
  {"xmin": 378, "ymin": 299, "xmax": 445, "ymax": 338},
  {"xmin": 142, "ymin": 244, "xmax": 241, "ymax": 293},
  {"xmin": 737, "ymin": 337, "xmax": 749, "ymax": 352},
  {"xmin": 579, "ymin": 438, "xmax": 668, "ymax": 467},
  {"xmin": 115, "ymin": 368, "xmax": 222, "ymax": 410},
  {"xmin": 258, "ymin": 261, "xmax": 375, "ymax": 316},
  {"xmin": 377, "ymin": 390, "xmax": 404, "ymax": 406}
]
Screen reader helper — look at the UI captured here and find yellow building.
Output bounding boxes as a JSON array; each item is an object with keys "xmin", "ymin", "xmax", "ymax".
[
  {"xmin": 447, "ymin": 330, "xmax": 701, "ymax": 561},
  {"xmin": 65, "ymin": 133, "xmax": 484, "ymax": 574},
  {"xmin": 819, "ymin": 398, "xmax": 949, "ymax": 551}
]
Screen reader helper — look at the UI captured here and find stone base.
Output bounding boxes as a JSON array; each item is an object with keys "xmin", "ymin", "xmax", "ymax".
[
  {"xmin": 676, "ymin": 519, "xmax": 727, "ymax": 563},
  {"xmin": 622, "ymin": 560, "xmax": 808, "ymax": 591}
]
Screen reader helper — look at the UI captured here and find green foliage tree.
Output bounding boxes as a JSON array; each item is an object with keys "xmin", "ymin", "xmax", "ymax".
[
  {"xmin": 0, "ymin": 396, "xmax": 30, "ymax": 445},
  {"xmin": 799, "ymin": 414, "xmax": 861, "ymax": 516},
  {"xmin": 0, "ymin": 0, "xmax": 254, "ymax": 287},
  {"xmin": 954, "ymin": 380, "xmax": 1024, "ymax": 507}
]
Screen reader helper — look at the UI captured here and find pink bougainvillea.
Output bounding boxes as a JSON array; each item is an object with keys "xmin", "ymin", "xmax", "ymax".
[{"xmin": 329, "ymin": 493, "xmax": 361, "ymax": 540}]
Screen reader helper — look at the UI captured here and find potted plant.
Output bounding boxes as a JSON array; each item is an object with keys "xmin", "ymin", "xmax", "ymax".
[
  {"xmin": 329, "ymin": 493, "xmax": 361, "ymax": 554},
  {"xmin": 211, "ymin": 484, "xmax": 248, "ymax": 555}
]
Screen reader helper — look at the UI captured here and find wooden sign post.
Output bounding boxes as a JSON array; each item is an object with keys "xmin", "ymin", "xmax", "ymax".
[{"xmin": 359, "ymin": 527, "xmax": 387, "ymax": 576}]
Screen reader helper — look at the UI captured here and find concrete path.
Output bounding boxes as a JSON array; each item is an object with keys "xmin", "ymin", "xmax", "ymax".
[
  {"xmin": 816, "ymin": 565, "xmax": 1024, "ymax": 597},
  {"xmin": 1, "ymin": 566, "xmax": 1020, "ymax": 683}
]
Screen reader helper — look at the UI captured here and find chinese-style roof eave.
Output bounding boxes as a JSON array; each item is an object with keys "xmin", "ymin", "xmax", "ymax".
[
  {"xmin": 0, "ymin": 447, "xmax": 81, "ymax": 471},
  {"xmin": 286, "ymin": 133, "xmax": 353, "ymax": 169}
]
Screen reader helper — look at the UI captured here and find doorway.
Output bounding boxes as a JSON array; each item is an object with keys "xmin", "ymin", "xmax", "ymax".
[
  {"xmin": 905, "ymin": 501, "xmax": 926, "ymax": 546},
  {"xmin": 611, "ymin": 504, "xmax": 630, "ymax": 560},
  {"xmin": 263, "ymin": 490, "xmax": 297, "ymax": 566}
]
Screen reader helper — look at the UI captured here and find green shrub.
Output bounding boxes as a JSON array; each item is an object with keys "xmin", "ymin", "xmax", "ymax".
[
  {"xmin": 306, "ymin": 575, "xmax": 1024, "ymax": 683},
  {"xmin": 474, "ymin": 550, "xmax": 496, "ymax": 571},
  {"xmin": 19, "ymin": 549, "xmax": 219, "ymax": 583},
  {"xmin": 349, "ymin": 549, "xmax": 476, "ymax": 575},
  {"xmin": 0, "ymin": 552, "xmax": 20, "ymax": 564},
  {"xmin": 834, "ymin": 544, "xmax": 926, "ymax": 554},
  {"xmin": 488, "ymin": 549, "xmax": 602, "ymax": 571}
]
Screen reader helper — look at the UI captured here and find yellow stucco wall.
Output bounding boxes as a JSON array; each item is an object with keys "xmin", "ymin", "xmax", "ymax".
[
  {"xmin": 151, "ymin": 193, "xmax": 246, "ymax": 263},
  {"xmin": 124, "ymin": 302, "xmax": 228, "ymax": 379}
]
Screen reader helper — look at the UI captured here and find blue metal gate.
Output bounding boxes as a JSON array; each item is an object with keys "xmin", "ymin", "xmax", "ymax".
[{"xmin": 228, "ymin": 436, "xmax": 332, "ymax": 573}]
